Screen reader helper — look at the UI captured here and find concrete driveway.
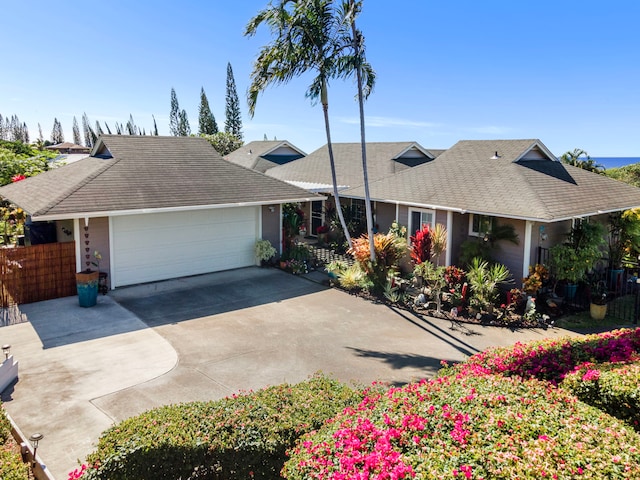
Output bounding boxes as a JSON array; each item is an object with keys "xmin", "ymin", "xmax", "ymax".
[{"xmin": 1, "ymin": 267, "xmax": 580, "ymax": 479}]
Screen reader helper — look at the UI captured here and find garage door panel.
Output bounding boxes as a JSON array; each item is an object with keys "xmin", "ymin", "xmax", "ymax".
[{"xmin": 113, "ymin": 207, "xmax": 258, "ymax": 286}]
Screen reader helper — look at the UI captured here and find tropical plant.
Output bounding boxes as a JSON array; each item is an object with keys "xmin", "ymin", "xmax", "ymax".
[
  {"xmin": 430, "ymin": 223, "xmax": 447, "ymax": 265},
  {"xmin": 608, "ymin": 209, "xmax": 640, "ymax": 269},
  {"xmin": 348, "ymin": 232, "xmax": 407, "ymax": 291},
  {"xmin": 466, "ymin": 257, "xmax": 512, "ymax": 312},
  {"xmin": 413, "ymin": 261, "xmax": 446, "ymax": 312},
  {"xmin": 409, "ymin": 224, "xmax": 432, "ymax": 265},
  {"xmin": 458, "ymin": 220, "xmax": 519, "ymax": 266},
  {"xmin": 337, "ymin": 263, "xmax": 367, "ymax": 291},
  {"xmin": 522, "ymin": 263, "xmax": 549, "ymax": 294},
  {"xmin": 560, "ymin": 147, "xmax": 605, "ymax": 174},
  {"xmin": 246, "ymin": 0, "xmax": 371, "ymax": 250},
  {"xmin": 344, "ymin": 0, "xmax": 376, "ymax": 263},
  {"xmin": 387, "ymin": 220, "xmax": 406, "ymax": 239},
  {"xmin": 255, "ymin": 239, "xmax": 277, "ymax": 262},
  {"xmin": 550, "ymin": 221, "xmax": 605, "ymax": 287}
]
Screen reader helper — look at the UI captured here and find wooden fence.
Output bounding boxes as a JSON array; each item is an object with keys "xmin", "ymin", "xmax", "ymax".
[{"xmin": 0, "ymin": 242, "xmax": 77, "ymax": 307}]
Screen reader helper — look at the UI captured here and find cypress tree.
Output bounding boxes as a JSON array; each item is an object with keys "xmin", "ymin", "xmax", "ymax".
[
  {"xmin": 169, "ymin": 88, "xmax": 180, "ymax": 136},
  {"xmin": 51, "ymin": 118, "xmax": 64, "ymax": 144},
  {"xmin": 152, "ymin": 115, "xmax": 159, "ymax": 136},
  {"xmin": 104, "ymin": 122, "xmax": 112, "ymax": 134},
  {"xmin": 82, "ymin": 113, "xmax": 96, "ymax": 148},
  {"xmin": 0, "ymin": 115, "xmax": 5, "ymax": 140},
  {"xmin": 95, "ymin": 121, "xmax": 104, "ymax": 137},
  {"xmin": 178, "ymin": 109, "xmax": 191, "ymax": 136},
  {"xmin": 225, "ymin": 62, "xmax": 243, "ymax": 140},
  {"xmin": 22, "ymin": 123, "xmax": 29, "ymax": 143},
  {"xmin": 72, "ymin": 116, "xmax": 81, "ymax": 145},
  {"xmin": 38, "ymin": 123, "xmax": 44, "ymax": 142},
  {"xmin": 198, "ymin": 87, "xmax": 218, "ymax": 135}
]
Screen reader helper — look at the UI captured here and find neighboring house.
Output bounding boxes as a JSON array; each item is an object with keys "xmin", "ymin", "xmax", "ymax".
[
  {"xmin": 46, "ymin": 142, "xmax": 91, "ymax": 154},
  {"xmin": 225, "ymin": 140, "xmax": 306, "ymax": 173},
  {"xmin": 340, "ymin": 139, "xmax": 640, "ymax": 281},
  {"xmin": 0, "ymin": 135, "xmax": 319, "ymax": 289},
  {"xmin": 265, "ymin": 142, "xmax": 444, "ymax": 234}
]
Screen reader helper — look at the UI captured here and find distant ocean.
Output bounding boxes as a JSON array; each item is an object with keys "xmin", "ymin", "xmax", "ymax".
[{"xmin": 591, "ymin": 157, "xmax": 640, "ymax": 169}]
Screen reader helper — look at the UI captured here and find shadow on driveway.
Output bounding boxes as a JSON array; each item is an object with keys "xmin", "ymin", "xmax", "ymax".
[{"xmin": 112, "ymin": 267, "xmax": 326, "ymax": 327}]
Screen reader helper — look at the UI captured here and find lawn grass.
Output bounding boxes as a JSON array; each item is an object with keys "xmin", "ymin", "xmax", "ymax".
[{"xmin": 557, "ymin": 294, "xmax": 639, "ymax": 331}]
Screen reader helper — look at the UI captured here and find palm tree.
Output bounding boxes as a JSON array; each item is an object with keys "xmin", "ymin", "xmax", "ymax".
[
  {"xmin": 560, "ymin": 148, "xmax": 605, "ymax": 174},
  {"xmin": 245, "ymin": 0, "xmax": 363, "ymax": 249},
  {"xmin": 342, "ymin": 0, "xmax": 376, "ymax": 262}
]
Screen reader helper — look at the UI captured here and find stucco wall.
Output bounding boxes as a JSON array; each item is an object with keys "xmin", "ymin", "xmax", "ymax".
[{"xmin": 85, "ymin": 217, "xmax": 110, "ymax": 279}]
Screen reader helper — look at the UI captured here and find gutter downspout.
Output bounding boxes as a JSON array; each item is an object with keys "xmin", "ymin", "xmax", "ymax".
[{"xmin": 523, "ymin": 221, "xmax": 533, "ymax": 285}]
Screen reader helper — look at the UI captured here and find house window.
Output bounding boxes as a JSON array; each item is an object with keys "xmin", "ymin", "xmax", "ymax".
[
  {"xmin": 350, "ymin": 198, "xmax": 367, "ymax": 224},
  {"xmin": 409, "ymin": 208, "xmax": 435, "ymax": 236},
  {"xmin": 469, "ymin": 214, "xmax": 495, "ymax": 237}
]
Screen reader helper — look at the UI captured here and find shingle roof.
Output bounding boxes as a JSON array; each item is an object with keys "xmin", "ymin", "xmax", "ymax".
[
  {"xmin": 225, "ymin": 140, "xmax": 306, "ymax": 173},
  {"xmin": 341, "ymin": 139, "xmax": 640, "ymax": 221},
  {"xmin": 266, "ymin": 142, "xmax": 440, "ymax": 190},
  {"xmin": 0, "ymin": 135, "xmax": 319, "ymax": 219}
]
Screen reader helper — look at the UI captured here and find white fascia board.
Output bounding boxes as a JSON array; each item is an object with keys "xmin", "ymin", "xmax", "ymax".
[
  {"xmin": 263, "ymin": 142, "xmax": 307, "ymax": 157},
  {"xmin": 513, "ymin": 140, "xmax": 558, "ymax": 163},
  {"xmin": 392, "ymin": 142, "xmax": 434, "ymax": 160},
  {"xmin": 31, "ymin": 197, "xmax": 326, "ymax": 221}
]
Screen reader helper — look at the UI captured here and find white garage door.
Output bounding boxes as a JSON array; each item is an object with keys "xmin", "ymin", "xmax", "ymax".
[{"xmin": 112, "ymin": 207, "xmax": 258, "ymax": 287}]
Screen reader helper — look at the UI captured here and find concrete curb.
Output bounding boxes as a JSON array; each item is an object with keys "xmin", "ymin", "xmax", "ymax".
[{"xmin": 6, "ymin": 409, "xmax": 55, "ymax": 480}]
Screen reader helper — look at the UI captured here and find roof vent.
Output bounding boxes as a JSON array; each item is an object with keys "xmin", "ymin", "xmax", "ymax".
[{"xmin": 490, "ymin": 151, "xmax": 501, "ymax": 159}]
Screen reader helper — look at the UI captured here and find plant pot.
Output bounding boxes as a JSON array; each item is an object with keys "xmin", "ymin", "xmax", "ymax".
[
  {"xmin": 564, "ymin": 283, "xmax": 578, "ymax": 300},
  {"xmin": 590, "ymin": 302, "xmax": 607, "ymax": 320},
  {"xmin": 609, "ymin": 269, "xmax": 624, "ymax": 291},
  {"xmin": 76, "ymin": 270, "xmax": 99, "ymax": 307}
]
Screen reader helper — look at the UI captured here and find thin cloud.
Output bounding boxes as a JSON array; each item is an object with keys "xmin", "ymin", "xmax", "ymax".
[
  {"xmin": 339, "ymin": 116, "xmax": 441, "ymax": 128},
  {"xmin": 466, "ymin": 125, "xmax": 513, "ymax": 135}
]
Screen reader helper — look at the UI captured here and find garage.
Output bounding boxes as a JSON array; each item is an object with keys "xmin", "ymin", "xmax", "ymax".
[{"xmin": 112, "ymin": 206, "xmax": 259, "ymax": 287}]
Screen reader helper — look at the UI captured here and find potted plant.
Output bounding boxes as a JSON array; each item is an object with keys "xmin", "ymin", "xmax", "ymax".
[
  {"xmin": 255, "ymin": 239, "xmax": 277, "ymax": 266},
  {"xmin": 316, "ymin": 224, "xmax": 330, "ymax": 244},
  {"xmin": 76, "ymin": 249, "xmax": 100, "ymax": 307},
  {"xmin": 549, "ymin": 221, "xmax": 605, "ymax": 299},
  {"xmin": 589, "ymin": 279, "xmax": 608, "ymax": 320}
]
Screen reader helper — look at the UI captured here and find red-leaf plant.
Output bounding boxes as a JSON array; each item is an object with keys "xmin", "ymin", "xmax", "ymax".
[{"xmin": 410, "ymin": 224, "xmax": 432, "ymax": 265}]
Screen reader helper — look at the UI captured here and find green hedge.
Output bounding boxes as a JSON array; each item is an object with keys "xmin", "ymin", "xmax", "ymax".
[
  {"xmin": 283, "ymin": 373, "xmax": 640, "ymax": 479},
  {"xmin": 0, "ymin": 406, "xmax": 28, "ymax": 480},
  {"xmin": 78, "ymin": 374, "xmax": 363, "ymax": 480},
  {"xmin": 562, "ymin": 361, "xmax": 640, "ymax": 431}
]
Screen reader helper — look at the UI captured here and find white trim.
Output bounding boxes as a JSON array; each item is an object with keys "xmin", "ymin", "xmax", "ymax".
[
  {"xmin": 108, "ymin": 216, "xmax": 115, "ymax": 290},
  {"xmin": 395, "ymin": 202, "xmax": 400, "ymax": 223},
  {"xmin": 513, "ymin": 140, "xmax": 558, "ymax": 163},
  {"xmin": 523, "ymin": 221, "xmax": 533, "ymax": 282},
  {"xmin": 468, "ymin": 213, "xmax": 495, "ymax": 237},
  {"xmin": 30, "ymin": 197, "xmax": 323, "ymax": 222},
  {"xmin": 408, "ymin": 207, "xmax": 436, "ymax": 236},
  {"xmin": 392, "ymin": 142, "xmax": 434, "ymax": 160},
  {"xmin": 446, "ymin": 211, "xmax": 453, "ymax": 266},
  {"xmin": 73, "ymin": 218, "xmax": 81, "ymax": 272},
  {"xmin": 262, "ymin": 141, "xmax": 307, "ymax": 158}
]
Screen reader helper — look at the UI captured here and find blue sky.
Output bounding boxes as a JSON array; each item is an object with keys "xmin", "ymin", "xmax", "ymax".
[{"xmin": 1, "ymin": 0, "xmax": 639, "ymax": 156}]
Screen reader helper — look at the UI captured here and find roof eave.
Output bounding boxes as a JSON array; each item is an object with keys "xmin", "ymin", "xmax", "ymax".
[{"xmin": 31, "ymin": 196, "xmax": 326, "ymax": 221}]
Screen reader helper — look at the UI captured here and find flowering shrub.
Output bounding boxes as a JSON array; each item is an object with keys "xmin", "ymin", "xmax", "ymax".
[
  {"xmin": 0, "ymin": 406, "xmax": 27, "ymax": 480},
  {"xmin": 284, "ymin": 372, "xmax": 640, "ymax": 479},
  {"xmin": 447, "ymin": 328, "xmax": 640, "ymax": 383},
  {"xmin": 74, "ymin": 375, "xmax": 363, "ymax": 480},
  {"xmin": 563, "ymin": 361, "xmax": 640, "ymax": 430}
]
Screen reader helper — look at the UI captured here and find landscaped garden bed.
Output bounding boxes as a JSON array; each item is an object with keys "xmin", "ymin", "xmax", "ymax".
[{"xmin": 69, "ymin": 329, "xmax": 640, "ymax": 479}]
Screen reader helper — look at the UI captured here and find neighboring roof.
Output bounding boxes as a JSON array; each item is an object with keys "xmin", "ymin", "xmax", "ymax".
[
  {"xmin": 0, "ymin": 135, "xmax": 320, "ymax": 220},
  {"xmin": 225, "ymin": 140, "xmax": 306, "ymax": 173},
  {"xmin": 46, "ymin": 142, "xmax": 91, "ymax": 153},
  {"xmin": 266, "ymin": 142, "xmax": 442, "ymax": 191},
  {"xmin": 341, "ymin": 139, "xmax": 640, "ymax": 222}
]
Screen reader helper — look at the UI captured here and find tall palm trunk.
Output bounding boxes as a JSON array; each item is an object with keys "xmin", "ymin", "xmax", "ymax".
[
  {"xmin": 351, "ymin": 19, "xmax": 375, "ymax": 262},
  {"xmin": 321, "ymin": 82, "xmax": 352, "ymax": 249}
]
